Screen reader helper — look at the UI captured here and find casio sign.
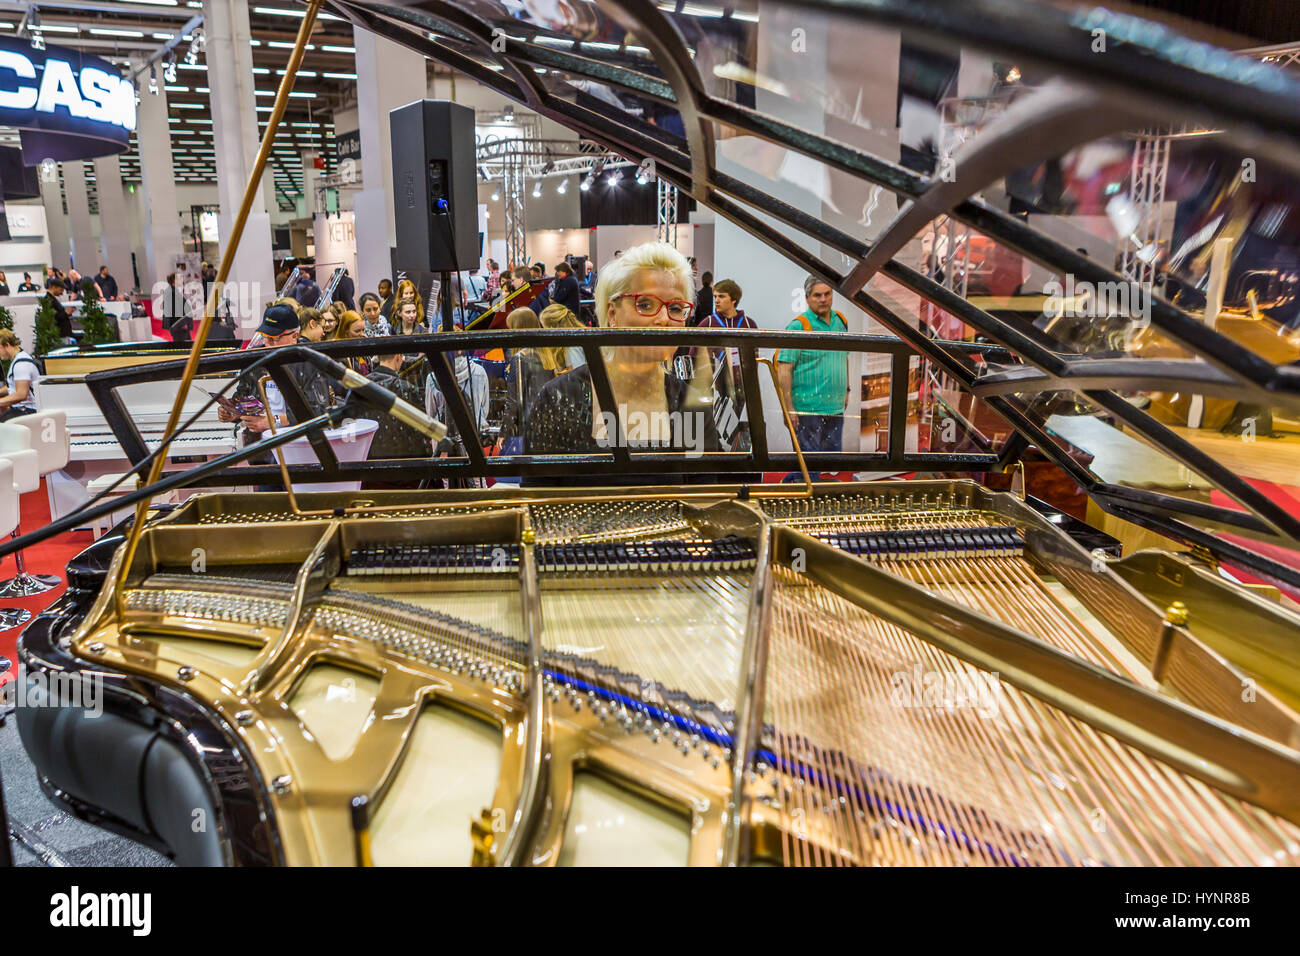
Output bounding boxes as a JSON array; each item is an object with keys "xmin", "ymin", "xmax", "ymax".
[{"xmin": 0, "ymin": 50, "xmax": 135, "ymax": 130}]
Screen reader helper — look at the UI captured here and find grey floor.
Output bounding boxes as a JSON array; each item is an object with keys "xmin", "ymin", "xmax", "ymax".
[{"xmin": 1, "ymin": 712, "xmax": 172, "ymax": 867}]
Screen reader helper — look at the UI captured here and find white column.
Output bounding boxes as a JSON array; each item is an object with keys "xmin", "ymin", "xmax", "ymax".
[
  {"xmin": 62, "ymin": 162, "xmax": 97, "ymax": 275},
  {"xmin": 353, "ymin": 26, "xmax": 426, "ymax": 294},
  {"xmin": 95, "ymin": 155, "xmax": 136, "ymax": 294},
  {"xmin": 205, "ymin": 0, "xmax": 276, "ymax": 330},
  {"xmin": 40, "ymin": 173, "xmax": 71, "ymax": 271},
  {"xmin": 135, "ymin": 67, "xmax": 183, "ymax": 293},
  {"xmin": 299, "ymin": 149, "xmax": 321, "ymax": 219}
]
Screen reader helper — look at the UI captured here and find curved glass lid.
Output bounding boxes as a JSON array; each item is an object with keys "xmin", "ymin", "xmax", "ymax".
[{"xmin": 322, "ymin": 0, "xmax": 1300, "ymax": 576}]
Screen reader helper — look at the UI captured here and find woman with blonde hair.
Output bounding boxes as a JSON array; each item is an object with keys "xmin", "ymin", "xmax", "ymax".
[
  {"xmin": 523, "ymin": 241, "xmax": 718, "ymax": 472},
  {"xmin": 537, "ymin": 302, "xmax": 585, "ymax": 372},
  {"xmin": 498, "ymin": 308, "xmax": 554, "ymax": 454}
]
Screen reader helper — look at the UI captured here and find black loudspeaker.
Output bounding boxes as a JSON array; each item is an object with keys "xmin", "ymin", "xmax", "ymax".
[{"xmin": 390, "ymin": 99, "xmax": 478, "ymax": 274}]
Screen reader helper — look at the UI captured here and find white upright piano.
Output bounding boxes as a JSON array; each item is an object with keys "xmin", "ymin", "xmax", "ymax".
[{"xmin": 36, "ymin": 349, "xmax": 241, "ymax": 524}]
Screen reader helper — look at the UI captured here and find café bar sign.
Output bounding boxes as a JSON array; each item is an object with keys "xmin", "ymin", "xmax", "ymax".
[{"xmin": 0, "ymin": 37, "xmax": 136, "ymax": 163}]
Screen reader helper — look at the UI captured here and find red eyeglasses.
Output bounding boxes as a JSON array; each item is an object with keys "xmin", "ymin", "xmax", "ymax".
[{"xmin": 612, "ymin": 293, "xmax": 694, "ymax": 323}]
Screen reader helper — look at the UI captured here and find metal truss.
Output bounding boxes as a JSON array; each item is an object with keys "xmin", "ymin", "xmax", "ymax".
[
  {"xmin": 656, "ymin": 177, "xmax": 678, "ymax": 247},
  {"xmin": 502, "ymin": 145, "xmax": 527, "ymax": 269},
  {"xmin": 1120, "ymin": 134, "xmax": 1170, "ymax": 289},
  {"xmin": 477, "ymin": 138, "xmax": 634, "ymax": 182}
]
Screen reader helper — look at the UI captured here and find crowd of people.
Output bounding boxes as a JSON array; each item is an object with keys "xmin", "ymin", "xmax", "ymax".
[
  {"xmin": 222, "ymin": 242, "xmax": 852, "ymax": 488},
  {"xmin": 0, "ymin": 245, "xmax": 852, "ymax": 476}
]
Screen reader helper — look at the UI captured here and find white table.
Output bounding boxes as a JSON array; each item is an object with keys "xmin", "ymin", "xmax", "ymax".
[{"xmin": 278, "ymin": 419, "xmax": 378, "ymax": 492}]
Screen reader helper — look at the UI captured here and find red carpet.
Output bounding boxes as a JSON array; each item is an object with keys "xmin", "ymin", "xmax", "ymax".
[{"xmin": 0, "ymin": 480, "xmax": 94, "ymax": 665}]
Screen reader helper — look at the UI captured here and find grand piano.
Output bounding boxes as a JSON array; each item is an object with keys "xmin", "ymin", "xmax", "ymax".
[{"xmin": 11, "ymin": 0, "xmax": 1300, "ymax": 867}]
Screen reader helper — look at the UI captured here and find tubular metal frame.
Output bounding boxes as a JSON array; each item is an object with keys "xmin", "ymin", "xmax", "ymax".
[{"xmin": 299, "ymin": 0, "xmax": 1300, "ymax": 586}]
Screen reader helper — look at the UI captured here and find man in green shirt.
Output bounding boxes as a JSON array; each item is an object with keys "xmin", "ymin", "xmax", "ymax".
[{"xmin": 776, "ymin": 276, "xmax": 849, "ymax": 451}]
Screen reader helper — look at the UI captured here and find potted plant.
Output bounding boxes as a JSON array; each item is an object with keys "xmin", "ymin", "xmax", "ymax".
[
  {"xmin": 34, "ymin": 294, "xmax": 63, "ymax": 357},
  {"xmin": 78, "ymin": 281, "xmax": 119, "ymax": 348}
]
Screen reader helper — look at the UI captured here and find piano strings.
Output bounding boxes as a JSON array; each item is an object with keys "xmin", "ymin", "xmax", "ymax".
[{"xmin": 766, "ymin": 568, "xmax": 1300, "ymax": 866}]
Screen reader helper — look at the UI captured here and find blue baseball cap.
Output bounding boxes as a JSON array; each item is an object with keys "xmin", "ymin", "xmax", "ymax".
[{"xmin": 257, "ymin": 303, "xmax": 299, "ymax": 336}]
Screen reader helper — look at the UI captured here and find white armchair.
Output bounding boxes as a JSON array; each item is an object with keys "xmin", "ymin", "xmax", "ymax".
[
  {"xmin": 0, "ymin": 420, "xmax": 60, "ymax": 597},
  {"xmin": 0, "ymin": 457, "xmax": 28, "ymax": 628}
]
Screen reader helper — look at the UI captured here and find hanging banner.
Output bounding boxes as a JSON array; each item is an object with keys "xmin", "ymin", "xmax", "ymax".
[{"xmin": 0, "ymin": 38, "xmax": 136, "ymax": 163}]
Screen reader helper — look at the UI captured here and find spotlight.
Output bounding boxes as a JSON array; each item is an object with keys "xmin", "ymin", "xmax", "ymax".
[
  {"xmin": 503, "ymin": 104, "xmax": 514, "ymax": 123},
  {"xmin": 184, "ymin": 46, "xmax": 198, "ymax": 66},
  {"xmin": 607, "ymin": 168, "xmax": 622, "ymax": 186},
  {"xmin": 635, "ymin": 167, "xmax": 649, "ymax": 185},
  {"xmin": 164, "ymin": 57, "xmax": 178, "ymax": 83},
  {"xmin": 26, "ymin": 7, "xmax": 43, "ymax": 50},
  {"xmin": 148, "ymin": 66, "xmax": 159, "ymax": 96},
  {"xmin": 531, "ymin": 182, "xmax": 542, "ymax": 198},
  {"xmin": 580, "ymin": 173, "xmax": 593, "ymax": 191},
  {"xmin": 490, "ymin": 190, "xmax": 500, "ymax": 201},
  {"xmin": 556, "ymin": 178, "xmax": 568, "ymax": 194}
]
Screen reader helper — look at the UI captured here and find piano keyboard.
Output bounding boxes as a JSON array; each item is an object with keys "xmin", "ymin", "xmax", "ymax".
[{"xmin": 70, "ymin": 424, "xmax": 239, "ymax": 461}]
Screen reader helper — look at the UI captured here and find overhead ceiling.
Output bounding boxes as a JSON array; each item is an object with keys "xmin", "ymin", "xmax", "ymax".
[{"xmin": 0, "ymin": 0, "xmax": 427, "ymax": 210}]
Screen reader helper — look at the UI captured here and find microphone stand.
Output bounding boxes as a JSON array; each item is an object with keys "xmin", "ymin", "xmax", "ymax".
[{"xmin": 0, "ymin": 407, "xmax": 351, "ymax": 561}]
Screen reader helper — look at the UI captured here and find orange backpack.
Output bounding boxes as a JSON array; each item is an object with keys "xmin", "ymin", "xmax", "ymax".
[{"xmin": 794, "ymin": 311, "xmax": 847, "ymax": 332}]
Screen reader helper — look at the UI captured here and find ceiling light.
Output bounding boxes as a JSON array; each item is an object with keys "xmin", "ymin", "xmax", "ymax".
[
  {"xmin": 253, "ymin": 6, "xmax": 344, "ymax": 19},
  {"xmin": 321, "ymin": 44, "xmax": 354, "ymax": 53},
  {"xmin": 28, "ymin": 10, "xmax": 44, "ymax": 51},
  {"xmin": 90, "ymin": 28, "xmax": 145, "ymax": 37}
]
